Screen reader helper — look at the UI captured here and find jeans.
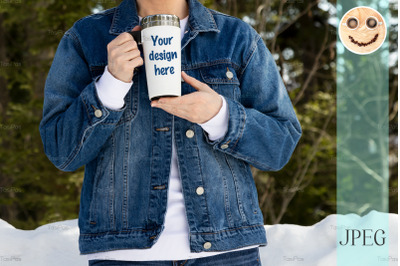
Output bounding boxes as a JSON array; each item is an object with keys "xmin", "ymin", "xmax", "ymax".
[{"xmin": 88, "ymin": 247, "xmax": 262, "ymax": 266}]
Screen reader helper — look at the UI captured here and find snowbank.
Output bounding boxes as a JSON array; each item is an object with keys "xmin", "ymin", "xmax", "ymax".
[{"xmin": 0, "ymin": 211, "xmax": 397, "ymax": 266}]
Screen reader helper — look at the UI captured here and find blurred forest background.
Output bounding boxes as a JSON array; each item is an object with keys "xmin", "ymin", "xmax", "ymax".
[{"xmin": 0, "ymin": 0, "xmax": 397, "ymax": 230}]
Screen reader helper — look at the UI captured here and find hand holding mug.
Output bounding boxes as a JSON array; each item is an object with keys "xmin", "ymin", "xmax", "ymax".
[
  {"xmin": 107, "ymin": 26, "xmax": 143, "ymax": 83},
  {"xmin": 151, "ymin": 71, "xmax": 223, "ymax": 124}
]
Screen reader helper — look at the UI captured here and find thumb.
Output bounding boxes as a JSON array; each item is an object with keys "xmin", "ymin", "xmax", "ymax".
[
  {"xmin": 181, "ymin": 71, "xmax": 212, "ymax": 92},
  {"xmin": 131, "ymin": 25, "xmax": 142, "ymax": 32}
]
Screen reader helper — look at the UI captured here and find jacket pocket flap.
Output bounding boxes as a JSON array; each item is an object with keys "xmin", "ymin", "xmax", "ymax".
[{"xmin": 200, "ymin": 64, "xmax": 239, "ymax": 85}]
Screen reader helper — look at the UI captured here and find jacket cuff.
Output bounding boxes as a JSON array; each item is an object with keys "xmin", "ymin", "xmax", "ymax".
[
  {"xmin": 80, "ymin": 82, "xmax": 126, "ymax": 126},
  {"xmin": 204, "ymin": 97, "xmax": 246, "ymax": 152},
  {"xmin": 95, "ymin": 66, "xmax": 133, "ymax": 110},
  {"xmin": 198, "ymin": 95, "xmax": 229, "ymax": 141}
]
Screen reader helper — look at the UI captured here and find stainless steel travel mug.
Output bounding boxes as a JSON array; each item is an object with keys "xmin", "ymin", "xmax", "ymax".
[{"xmin": 130, "ymin": 14, "xmax": 181, "ymax": 101}]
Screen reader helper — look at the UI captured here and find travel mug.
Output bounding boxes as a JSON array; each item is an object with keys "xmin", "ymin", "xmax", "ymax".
[{"xmin": 130, "ymin": 14, "xmax": 181, "ymax": 101}]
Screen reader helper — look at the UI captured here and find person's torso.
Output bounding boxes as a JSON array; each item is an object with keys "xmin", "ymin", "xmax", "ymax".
[{"xmin": 70, "ymin": 0, "xmax": 266, "ymax": 254}]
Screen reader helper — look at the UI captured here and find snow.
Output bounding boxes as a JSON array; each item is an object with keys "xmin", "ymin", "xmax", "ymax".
[{"xmin": 0, "ymin": 211, "xmax": 397, "ymax": 266}]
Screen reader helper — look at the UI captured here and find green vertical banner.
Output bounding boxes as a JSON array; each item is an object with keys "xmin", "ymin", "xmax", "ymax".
[{"xmin": 336, "ymin": 0, "xmax": 389, "ymax": 265}]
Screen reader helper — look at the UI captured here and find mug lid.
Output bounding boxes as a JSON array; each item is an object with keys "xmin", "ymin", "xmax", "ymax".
[{"xmin": 141, "ymin": 14, "xmax": 180, "ymax": 29}]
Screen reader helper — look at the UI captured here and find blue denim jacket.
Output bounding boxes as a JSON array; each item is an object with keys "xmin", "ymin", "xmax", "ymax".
[{"xmin": 39, "ymin": 0, "xmax": 301, "ymax": 255}]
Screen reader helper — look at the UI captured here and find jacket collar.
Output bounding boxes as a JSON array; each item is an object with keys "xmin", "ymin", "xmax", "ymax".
[{"xmin": 109, "ymin": 0, "xmax": 219, "ymax": 35}]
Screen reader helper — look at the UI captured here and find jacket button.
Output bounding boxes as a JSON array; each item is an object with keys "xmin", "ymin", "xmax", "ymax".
[
  {"xmin": 226, "ymin": 69, "xmax": 234, "ymax": 80},
  {"xmin": 203, "ymin": 242, "xmax": 212, "ymax": 250},
  {"xmin": 94, "ymin": 109, "xmax": 103, "ymax": 118},
  {"xmin": 196, "ymin": 187, "xmax": 204, "ymax": 195},
  {"xmin": 221, "ymin": 144, "xmax": 229, "ymax": 150},
  {"xmin": 186, "ymin": 129, "xmax": 195, "ymax": 139}
]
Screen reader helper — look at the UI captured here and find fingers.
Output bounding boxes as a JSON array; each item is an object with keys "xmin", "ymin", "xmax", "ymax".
[
  {"xmin": 151, "ymin": 88, "xmax": 221, "ymax": 124},
  {"xmin": 152, "ymin": 98, "xmax": 196, "ymax": 122},
  {"xmin": 152, "ymin": 72, "xmax": 215, "ymax": 108},
  {"xmin": 110, "ymin": 32, "xmax": 136, "ymax": 47},
  {"xmin": 181, "ymin": 71, "xmax": 213, "ymax": 92},
  {"xmin": 154, "ymin": 101, "xmax": 189, "ymax": 116},
  {"xmin": 119, "ymin": 40, "xmax": 138, "ymax": 53},
  {"xmin": 129, "ymin": 56, "xmax": 144, "ymax": 68},
  {"xmin": 109, "ymin": 48, "xmax": 142, "ymax": 66},
  {"xmin": 111, "ymin": 24, "xmax": 141, "ymax": 47},
  {"xmin": 108, "ymin": 37, "xmax": 138, "ymax": 55},
  {"xmin": 107, "ymin": 30, "xmax": 143, "ymax": 82},
  {"xmin": 152, "ymin": 93, "xmax": 200, "ymax": 107},
  {"xmin": 108, "ymin": 38, "xmax": 139, "ymax": 60},
  {"xmin": 129, "ymin": 49, "xmax": 142, "ymax": 61},
  {"xmin": 131, "ymin": 25, "xmax": 142, "ymax": 32},
  {"xmin": 151, "ymin": 96, "xmax": 181, "ymax": 109}
]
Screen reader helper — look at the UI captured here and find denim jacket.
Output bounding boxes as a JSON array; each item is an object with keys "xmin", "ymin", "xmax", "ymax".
[{"xmin": 39, "ymin": 0, "xmax": 301, "ymax": 254}]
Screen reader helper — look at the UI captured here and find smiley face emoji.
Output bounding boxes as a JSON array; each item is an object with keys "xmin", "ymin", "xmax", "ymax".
[{"xmin": 339, "ymin": 6, "xmax": 386, "ymax": 55}]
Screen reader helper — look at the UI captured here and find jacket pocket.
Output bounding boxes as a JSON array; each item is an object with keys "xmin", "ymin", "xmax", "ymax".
[{"xmin": 199, "ymin": 64, "xmax": 241, "ymax": 101}]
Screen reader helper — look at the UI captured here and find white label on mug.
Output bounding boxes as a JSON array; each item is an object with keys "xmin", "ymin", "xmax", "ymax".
[{"xmin": 142, "ymin": 26, "xmax": 181, "ymax": 100}]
